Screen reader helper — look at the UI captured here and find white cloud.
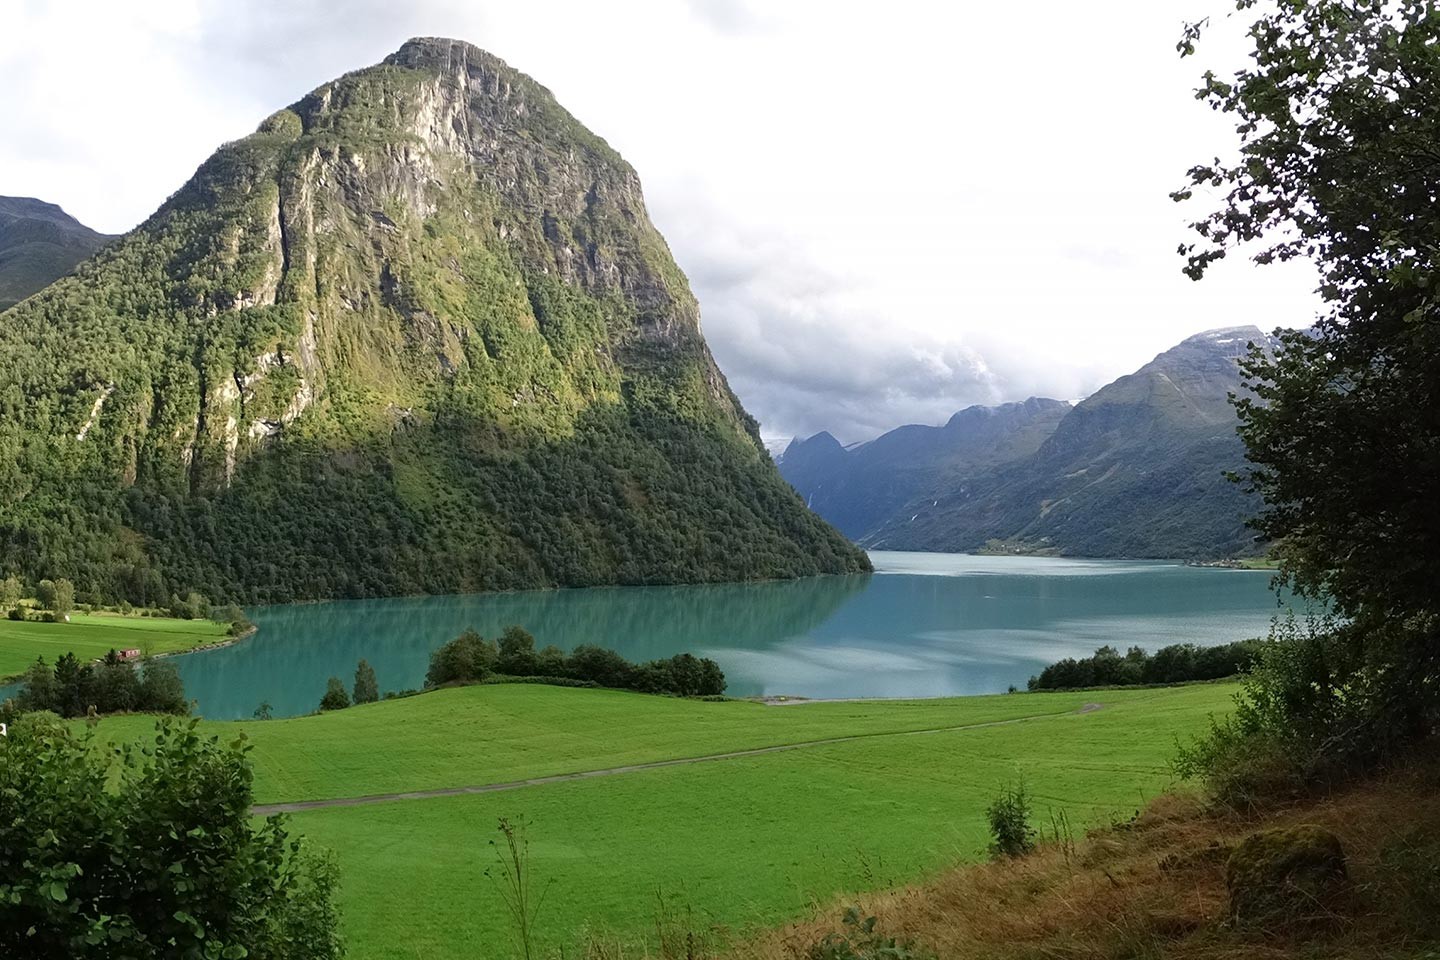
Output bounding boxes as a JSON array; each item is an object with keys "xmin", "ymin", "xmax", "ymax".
[{"xmin": 0, "ymin": 0, "xmax": 1321, "ymax": 443}]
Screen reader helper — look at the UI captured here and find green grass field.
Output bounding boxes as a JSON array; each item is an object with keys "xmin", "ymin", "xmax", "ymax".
[
  {"xmin": 0, "ymin": 612, "xmax": 230, "ymax": 680},
  {"xmin": 96, "ymin": 682, "xmax": 1236, "ymax": 959}
]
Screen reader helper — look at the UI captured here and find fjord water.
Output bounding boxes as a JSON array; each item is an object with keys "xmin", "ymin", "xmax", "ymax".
[{"xmin": 171, "ymin": 552, "xmax": 1290, "ymax": 719}]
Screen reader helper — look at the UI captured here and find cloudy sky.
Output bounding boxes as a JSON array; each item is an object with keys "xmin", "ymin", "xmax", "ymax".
[{"xmin": 0, "ymin": 0, "xmax": 1319, "ymax": 445}]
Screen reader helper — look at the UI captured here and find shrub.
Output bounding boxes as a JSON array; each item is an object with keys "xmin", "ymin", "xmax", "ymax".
[
  {"xmin": 426, "ymin": 627, "xmax": 727, "ymax": 697},
  {"xmin": 986, "ymin": 782, "xmax": 1036, "ymax": 859},
  {"xmin": 319, "ymin": 677, "xmax": 350, "ymax": 711},
  {"xmin": 0, "ymin": 713, "xmax": 343, "ymax": 959},
  {"xmin": 808, "ymin": 907, "xmax": 933, "ymax": 960},
  {"xmin": 1174, "ymin": 614, "xmax": 1405, "ymax": 803},
  {"xmin": 7, "ymin": 607, "xmax": 23, "ymax": 621},
  {"xmin": 1029, "ymin": 639, "xmax": 1266, "ymax": 690}
]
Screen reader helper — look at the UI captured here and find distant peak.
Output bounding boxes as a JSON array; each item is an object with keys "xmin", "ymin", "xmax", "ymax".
[
  {"xmin": 780, "ymin": 431, "xmax": 844, "ymax": 459},
  {"xmin": 1181, "ymin": 325, "xmax": 1268, "ymax": 346}
]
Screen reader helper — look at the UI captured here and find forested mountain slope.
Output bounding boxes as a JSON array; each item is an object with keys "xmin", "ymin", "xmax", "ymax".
[
  {"xmin": 0, "ymin": 38, "xmax": 868, "ymax": 604},
  {"xmin": 778, "ymin": 398, "xmax": 1071, "ymax": 539},
  {"xmin": 0, "ymin": 196, "xmax": 112, "ymax": 311}
]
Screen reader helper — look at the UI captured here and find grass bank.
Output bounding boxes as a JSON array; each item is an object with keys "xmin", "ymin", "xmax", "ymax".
[{"xmin": 0, "ymin": 611, "xmax": 231, "ymax": 681}]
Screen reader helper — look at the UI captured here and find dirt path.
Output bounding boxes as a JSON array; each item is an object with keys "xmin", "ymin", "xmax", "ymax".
[{"xmin": 251, "ymin": 702, "xmax": 1105, "ymax": 816}]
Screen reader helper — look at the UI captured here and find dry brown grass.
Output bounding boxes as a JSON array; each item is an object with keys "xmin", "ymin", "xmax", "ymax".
[{"xmin": 728, "ymin": 752, "xmax": 1440, "ymax": 960}]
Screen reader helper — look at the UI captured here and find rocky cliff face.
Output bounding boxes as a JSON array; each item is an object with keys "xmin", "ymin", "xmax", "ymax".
[
  {"xmin": 0, "ymin": 39, "xmax": 868, "ymax": 603},
  {"xmin": 0, "ymin": 196, "xmax": 113, "ymax": 311}
]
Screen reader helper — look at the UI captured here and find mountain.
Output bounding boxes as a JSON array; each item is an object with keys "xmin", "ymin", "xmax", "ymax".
[
  {"xmin": 0, "ymin": 196, "xmax": 113, "ymax": 311},
  {"xmin": 778, "ymin": 398, "xmax": 1072, "ymax": 539},
  {"xmin": 0, "ymin": 38, "xmax": 869, "ymax": 604},
  {"xmin": 867, "ymin": 327, "xmax": 1272, "ymax": 558}
]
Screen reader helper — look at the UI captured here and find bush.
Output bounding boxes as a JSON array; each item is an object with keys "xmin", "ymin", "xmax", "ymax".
[
  {"xmin": 7, "ymin": 607, "xmax": 23, "ymax": 621},
  {"xmin": 425, "ymin": 628, "xmax": 727, "ymax": 697},
  {"xmin": 1174, "ymin": 614, "xmax": 1409, "ymax": 804},
  {"xmin": 808, "ymin": 907, "xmax": 933, "ymax": 960},
  {"xmin": 0, "ymin": 713, "xmax": 343, "ymax": 959},
  {"xmin": 1029, "ymin": 639, "xmax": 1267, "ymax": 690},
  {"xmin": 319, "ymin": 677, "xmax": 350, "ymax": 711},
  {"xmin": 986, "ymin": 782, "xmax": 1036, "ymax": 859}
]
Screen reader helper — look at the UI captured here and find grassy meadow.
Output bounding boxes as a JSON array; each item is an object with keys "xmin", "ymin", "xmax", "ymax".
[
  {"xmin": 0, "ymin": 611, "xmax": 231, "ymax": 680},
  {"xmin": 96, "ymin": 682, "xmax": 1236, "ymax": 959}
]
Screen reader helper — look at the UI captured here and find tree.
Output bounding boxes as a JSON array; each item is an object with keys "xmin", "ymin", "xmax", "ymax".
[
  {"xmin": 0, "ymin": 575, "xmax": 20, "ymax": 607},
  {"xmin": 1176, "ymin": 0, "xmax": 1440, "ymax": 764},
  {"xmin": 0, "ymin": 713, "xmax": 343, "ymax": 959},
  {"xmin": 35, "ymin": 579, "xmax": 56, "ymax": 609},
  {"xmin": 51, "ymin": 578, "xmax": 74, "ymax": 619},
  {"xmin": 426, "ymin": 629, "xmax": 497, "ymax": 687},
  {"xmin": 497, "ymin": 625, "xmax": 538, "ymax": 675},
  {"xmin": 319, "ymin": 676, "xmax": 350, "ymax": 711},
  {"xmin": 137, "ymin": 661, "xmax": 188, "ymax": 715},
  {"xmin": 353, "ymin": 659, "xmax": 379, "ymax": 704}
]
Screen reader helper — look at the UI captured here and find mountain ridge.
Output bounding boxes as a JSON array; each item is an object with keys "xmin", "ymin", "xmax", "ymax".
[
  {"xmin": 0, "ymin": 196, "xmax": 113, "ymax": 311},
  {"xmin": 778, "ymin": 397, "xmax": 1072, "ymax": 539},
  {"xmin": 784, "ymin": 327, "xmax": 1270, "ymax": 559}
]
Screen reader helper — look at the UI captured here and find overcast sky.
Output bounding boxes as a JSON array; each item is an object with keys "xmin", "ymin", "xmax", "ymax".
[{"xmin": 0, "ymin": 0, "xmax": 1320, "ymax": 445}]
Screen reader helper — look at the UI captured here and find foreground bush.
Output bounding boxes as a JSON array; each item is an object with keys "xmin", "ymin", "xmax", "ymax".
[
  {"xmin": 1176, "ymin": 614, "xmax": 1439, "ymax": 805},
  {"xmin": 0, "ymin": 714, "xmax": 343, "ymax": 959},
  {"xmin": 425, "ymin": 626, "xmax": 726, "ymax": 697}
]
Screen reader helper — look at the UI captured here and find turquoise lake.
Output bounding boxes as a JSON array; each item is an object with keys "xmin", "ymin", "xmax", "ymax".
[{"xmin": 167, "ymin": 552, "xmax": 1292, "ymax": 719}]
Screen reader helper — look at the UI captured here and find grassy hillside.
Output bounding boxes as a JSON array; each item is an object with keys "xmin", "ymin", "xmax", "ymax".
[
  {"xmin": 96, "ymin": 682, "xmax": 1234, "ymax": 959},
  {"xmin": 737, "ymin": 752, "xmax": 1440, "ymax": 960},
  {"xmin": 0, "ymin": 612, "xmax": 229, "ymax": 680}
]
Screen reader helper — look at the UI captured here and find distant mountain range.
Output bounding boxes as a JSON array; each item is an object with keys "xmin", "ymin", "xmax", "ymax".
[
  {"xmin": 0, "ymin": 196, "xmax": 112, "ymax": 311},
  {"xmin": 779, "ymin": 397, "xmax": 1072, "ymax": 539},
  {"xmin": 779, "ymin": 327, "xmax": 1272, "ymax": 560}
]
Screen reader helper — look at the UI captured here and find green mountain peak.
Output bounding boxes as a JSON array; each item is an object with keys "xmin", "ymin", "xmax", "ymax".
[{"xmin": 0, "ymin": 40, "xmax": 868, "ymax": 603}]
